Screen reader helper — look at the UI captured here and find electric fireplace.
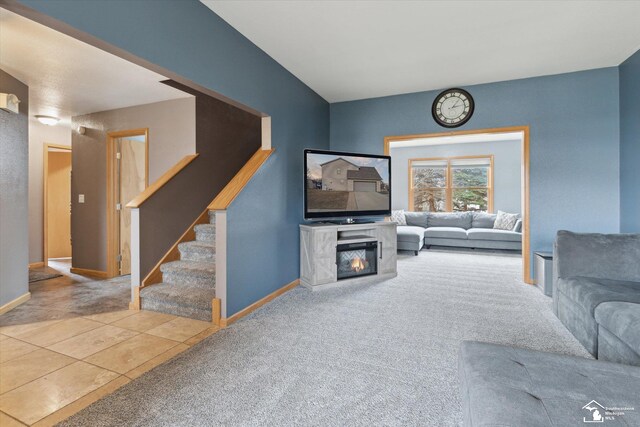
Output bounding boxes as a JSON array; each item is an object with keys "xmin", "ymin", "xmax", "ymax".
[{"xmin": 336, "ymin": 241, "xmax": 378, "ymax": 280}]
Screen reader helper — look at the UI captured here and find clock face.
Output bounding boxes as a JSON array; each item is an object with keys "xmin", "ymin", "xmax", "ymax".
[{"xmin": 432, "ymin": 88, "xmax": 474, "ymax": 128}]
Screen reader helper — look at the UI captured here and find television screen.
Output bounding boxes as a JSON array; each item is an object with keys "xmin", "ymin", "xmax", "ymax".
[{"xmin": 304, "ymin": 149, "xmax": 391, "ymax": 219}]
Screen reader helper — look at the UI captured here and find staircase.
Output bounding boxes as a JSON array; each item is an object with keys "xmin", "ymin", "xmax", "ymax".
[{"xmin": 140, "ymin": 211, "xmax": 216, "ymax": 321}]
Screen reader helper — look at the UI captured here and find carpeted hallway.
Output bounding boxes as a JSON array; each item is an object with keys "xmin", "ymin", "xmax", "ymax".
[{"xmin": 60, "ymin": 250, "xmax": 590, "ymax": 426}]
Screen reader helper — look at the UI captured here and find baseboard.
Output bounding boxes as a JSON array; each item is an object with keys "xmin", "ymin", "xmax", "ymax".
[
  {"xmin": 0, "ymin": 292, "xmax": 31, "ymax": 315},
  {"xmin": 28, "ymin": 262, "xmax": 44, "ymax": 269},
  {"xmin": 129, "ymin": 286, "xmax": 141, "ymax": 310},
  {"xmin": 220, "ymin": 278, "xmax": 299, "ymax": 328},
  {"xmin": 212, "ymin": 298, "xmax": 221, "ymax": 326},
  {"xmin": 70, "ymin": 267, "xmax": 109, "ymax": 278}
]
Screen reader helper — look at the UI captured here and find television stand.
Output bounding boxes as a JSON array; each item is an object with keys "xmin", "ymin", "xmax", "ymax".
[
  {"xmin": 323, "ymin": 218, "xmax": 375, "ymax": 225},
  {"xmin": 299, "ymin": 221, "xmax": 397, "ymax": 290}
]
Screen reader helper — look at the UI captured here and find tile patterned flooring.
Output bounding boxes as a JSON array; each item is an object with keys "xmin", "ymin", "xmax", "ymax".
[{"xmin": 0, "ymin": 262, "xmax": 220, "ymax": 426}]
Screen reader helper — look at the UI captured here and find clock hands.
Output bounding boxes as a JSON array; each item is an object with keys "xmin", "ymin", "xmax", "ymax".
[{"xmin": 447, "ymin": 101, "xmax": 463, "ymax": 115}]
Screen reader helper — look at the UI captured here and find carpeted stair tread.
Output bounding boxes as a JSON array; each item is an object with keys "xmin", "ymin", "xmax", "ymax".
[
  {"xmin": 208, "ymin": 210, "xmax": 216, "ymax": 225},
  {"xmin": 178, "ymin": 241, "xmax": 216, "ymax": 262},
  {"xmin": 140, "ymin": 282, "xmax": 215, "ymax": 307},
  {"xmin": 194, "ymin": 224, "xmax": 216, "ymax": 243},
  {"xmin": 140, "ymin": 282, "xmax": 215, "ymax": 321},
  {"xmin": 178, "ymin": 240, "xmax": 215, "ymax": 250},
  {"xmin": 161, "ymin": 260, "xmax": 215, "ymax": 274},
  {"xmin": 161, "ymin": 260, "xmax": 215, "ymax": 288}
]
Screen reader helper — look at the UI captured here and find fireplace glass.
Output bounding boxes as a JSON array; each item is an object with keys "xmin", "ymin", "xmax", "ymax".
[{"xmin": 336, "ymin": 241, "xmax": 378, "ymax": 280}]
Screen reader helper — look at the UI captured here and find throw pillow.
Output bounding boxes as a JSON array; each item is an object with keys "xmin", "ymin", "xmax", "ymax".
[
  {"xmin": 390, "ymin": 210, "xmax": 407, "ymax": 225},
  {"xmin": 493, "ymin": 210, "xmax": 519, "ymax": 231}
]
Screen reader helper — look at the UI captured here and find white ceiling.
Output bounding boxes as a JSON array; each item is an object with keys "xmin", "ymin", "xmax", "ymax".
[
  {"xmin": 203, "ymin": 0, "xmax": 640, "ymax": 103},
  {"xmin": 0, "ymin": 8, "xmax": 190, "ymax": 127}
]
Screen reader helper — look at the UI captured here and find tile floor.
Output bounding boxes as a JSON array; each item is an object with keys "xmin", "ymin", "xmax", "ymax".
[
  {"xmin": 0, "ymin": 308, "xmax": 219, "ymax": 426},
  {"xmin": 0, "ymin": 262, "xmax": 220, "ymax": 426}
]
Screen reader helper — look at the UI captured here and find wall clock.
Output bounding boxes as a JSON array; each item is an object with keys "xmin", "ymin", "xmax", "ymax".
[{"xmin": 431, "ymin": 88, "xmax": 474, "ymax": 128}]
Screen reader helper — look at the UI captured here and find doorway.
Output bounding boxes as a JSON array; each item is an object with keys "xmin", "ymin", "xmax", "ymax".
[
  {"xmin": 43, "ymin": 143, "xmax": 72, "ymax": 268},
  {"xmin": 107, "ymin": 129, "xmax": 149, "ymax": 277},
  {"xmin": 384, "ymin": 126, "xmax": 531, "ymax": 284}
]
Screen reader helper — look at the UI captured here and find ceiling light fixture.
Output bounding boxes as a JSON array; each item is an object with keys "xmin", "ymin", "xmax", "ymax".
[{"xmin": 35, "ymin": 115, "xmax": 60, "ymax": 126}]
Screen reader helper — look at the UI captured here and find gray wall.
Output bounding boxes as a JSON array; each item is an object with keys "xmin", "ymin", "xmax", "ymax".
[
  {"xmin": 390, "ymin": 139, "xmax": 521, "ymax": 213},
  {"xmin": 619, "ymin": 49, "xmax": 640, "ymax": 232},
  {"xmin": 28, "ymin": 120, "xmax": 72, "ymax": 264},
  {"xmin": 0, "ymin": 69, "xmax": 29, "ymax": 306},
  {"xmin": 70, "ymin": 96, "xmax": 195, "ymax": 272}
]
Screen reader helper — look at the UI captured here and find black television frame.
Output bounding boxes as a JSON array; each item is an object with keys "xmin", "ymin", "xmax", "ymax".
[{"xmin": 303, "ymin": 148, "xmax": 392, "ymax": 220}]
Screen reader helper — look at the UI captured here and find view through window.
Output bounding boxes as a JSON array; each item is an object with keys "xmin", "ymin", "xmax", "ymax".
[{"xmin": 410, "ymin": 156, "xmax": 493, "ymax": 212}]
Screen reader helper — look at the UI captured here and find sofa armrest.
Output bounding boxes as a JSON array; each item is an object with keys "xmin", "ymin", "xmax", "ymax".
[{"xmin": 554, "ymin": 230, "xmax": 640, "ymax": 283}]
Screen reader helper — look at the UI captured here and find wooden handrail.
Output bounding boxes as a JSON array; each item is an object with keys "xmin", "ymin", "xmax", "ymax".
[
  {"xmin": 208, "ymin": 148, "xmax": 274, "ymax": 210},
  {"xmin": 127, "ymin": 154, "xmax": 199, "ymax": 208}
]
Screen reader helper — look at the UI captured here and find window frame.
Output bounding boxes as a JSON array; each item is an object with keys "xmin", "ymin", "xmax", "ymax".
[{"xmin": 408, "ymin": 155, "xmax": 494, "ymax": 212}]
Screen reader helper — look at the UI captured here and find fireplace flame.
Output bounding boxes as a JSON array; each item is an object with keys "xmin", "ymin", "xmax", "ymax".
[{"xmin": 351, "ymin": 257, "xmax": 366, "ymax": 272}]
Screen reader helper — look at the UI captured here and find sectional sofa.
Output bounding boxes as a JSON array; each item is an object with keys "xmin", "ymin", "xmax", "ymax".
[
  {"xmin": 460, "ymin": 231, "xmax": 640, "ymax": 426},
  {"xmin": 459, "ymin": 341, "xmax": 640, "ymax": 426},
  {"xmin": 553, "ymin": 231, "xmax": 640, "ymax": 365},
  {"xmin": 395, "ymin": 211, "xmax": 522, "ymax": 254}
]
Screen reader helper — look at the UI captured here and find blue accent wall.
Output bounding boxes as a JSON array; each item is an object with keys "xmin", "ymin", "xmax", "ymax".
[
  {"xmin": 330, "ymin": 68, "xmax": 621, "ymax": 278},
  {"xmin": 18, "ymin": 0, "xmax": 330, "ymax": 316},
  {"xmin": 620, "ymin": 49, "xmax": 640, "ymax": 232}
]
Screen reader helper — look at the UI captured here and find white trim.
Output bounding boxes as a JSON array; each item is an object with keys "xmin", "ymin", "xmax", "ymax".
[
  {"xmin": 130, "ymin": 208, "xmax": 141, "ymax": 301},
  {"xmin": 261, "ymin": 116, "xmax": 271, "ymax": 150},
  {"xmin": 214, "ymin": 210, "xmax": 228, "ymax": 318}
]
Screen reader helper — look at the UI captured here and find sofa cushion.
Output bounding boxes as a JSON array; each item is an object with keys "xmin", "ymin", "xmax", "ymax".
[
  {"xmin": 556, "ymin": 276, "xmax": 640, "ymax": 317},
  {"xmin": 513, "ymin": 218, "xmax": 523, "ymax": 232},
  {"xmin": 396, "ymin": 226, "xmax": 425, "ymax": 244},
  {"xmin": 424, "ymin": 227, "xmax": 468, "ymax": 240},
  {"xmin": 471, "ymin": 212, "xmax": 496, "ymax": 229},
  {"xmin": 426, "ymin": 212, "xmax": 472, "ymax": 229},
  {"xmin": 459, "ymin": 341, "xmax": 640, "ymax": 427},
  {"xmin": 595, "ymin": 302, "xmax": 640, "ymax": 356},
  {"xmin": 467, "ymin": 228, "xmax": 522, "ymax": 242},
  {"xmin": 598, "ymin": 325, "xmax": 640, "ymax": 366},
  {"xmin": 404, "ymin": 211, "xmax": 428, "ymax": 228}
]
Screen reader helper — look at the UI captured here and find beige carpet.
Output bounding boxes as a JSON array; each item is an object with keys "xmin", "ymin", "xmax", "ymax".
[{"xmin": 60, "ymin": 249, "xmax": 590, "ymax": 426}]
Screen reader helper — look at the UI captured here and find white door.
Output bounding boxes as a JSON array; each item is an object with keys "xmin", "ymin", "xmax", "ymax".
[{"xmin": 354, "ymin": 181, "xmax": 376, "ymax": 192}]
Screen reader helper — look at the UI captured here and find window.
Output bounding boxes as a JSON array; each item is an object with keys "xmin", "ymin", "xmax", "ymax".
[
  {"xmin": 409, "ymin": 156, "xmax": 493, "ymax": 212},
  {"xmin": 336, "ymin": 168, "xmax": 342, "ymax": 175}
]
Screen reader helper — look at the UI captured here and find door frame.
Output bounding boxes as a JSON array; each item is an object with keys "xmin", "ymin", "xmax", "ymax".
[
  {"xmin": 43, "ymin": 143, "xmax": 72, "ymax": 268},
  {"xmin": 384, "ymin": 125, "xmax": 532, "ymax": 284},
  {"xmin": 106, "ymin": 128, "xmax": 149, "ymax": 277}
]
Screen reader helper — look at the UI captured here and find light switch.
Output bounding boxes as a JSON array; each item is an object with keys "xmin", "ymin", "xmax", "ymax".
[{"xmin": 79, "ymin": 194, "xmax": 85, "ymax": 203}]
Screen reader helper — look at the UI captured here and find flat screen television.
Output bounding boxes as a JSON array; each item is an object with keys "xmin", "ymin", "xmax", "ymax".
[{"xmin": 304, "ymin": 149, "xmax": 391, "ymax": 220}]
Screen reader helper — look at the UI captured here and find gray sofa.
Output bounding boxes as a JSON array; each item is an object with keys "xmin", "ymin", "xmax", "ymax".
[
  {"xmin": 553, "ymin": 231, "xmax": 640, "ymax": 365},
  {"xmin": 396, "ymin": 211, "xmax": 522, "ymax": 255},
  {"xmin": 459, "ymin": 341, "xmax": 640, "ymax": 427}
]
